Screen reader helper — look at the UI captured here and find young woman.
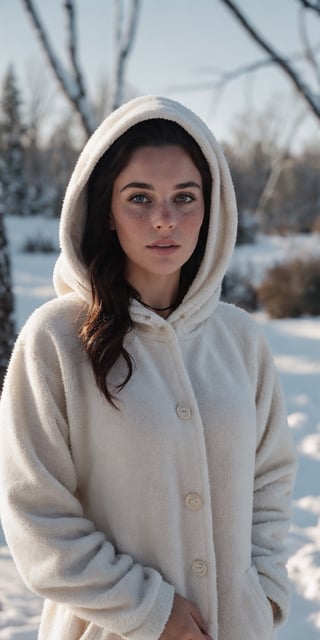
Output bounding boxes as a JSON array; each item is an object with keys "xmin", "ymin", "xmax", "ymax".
[{"xmin": 0, "ymin": 96, "xmax": 296, "ymax": 640}]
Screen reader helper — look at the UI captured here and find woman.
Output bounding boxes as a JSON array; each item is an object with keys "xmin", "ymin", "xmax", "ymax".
[{"xmin": 0, "ymin": 96, "xmax": 296, "ymax": 640}]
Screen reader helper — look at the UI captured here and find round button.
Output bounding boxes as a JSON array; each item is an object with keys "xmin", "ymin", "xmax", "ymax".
[
  {"xmin": 185, "ymin": 492, "xmax": 202, "ymax": 510},
  {"xmin": 160, "ymin": 326, "xmax": 167, "ymax": 333},
  {"xmin": 144, "ymin": 315, "xmax": 151, "ymax": 321},
  {"xmin": 176, "ymin": 404, "xmax": 192, "ymax": 420},
  {"xmin": 192, "ymin": 560, "xmax": 207, "ymax": 577}
]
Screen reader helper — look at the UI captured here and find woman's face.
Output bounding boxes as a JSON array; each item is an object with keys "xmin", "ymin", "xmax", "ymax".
[{"xmin": 110, "ymin": 144, "xmax": 205, "ymax": 292}]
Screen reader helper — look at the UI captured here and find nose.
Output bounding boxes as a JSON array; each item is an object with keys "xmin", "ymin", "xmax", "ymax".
[{"xmin": 152, "ymin": 202, "xmax": 177, "ymax": 230}]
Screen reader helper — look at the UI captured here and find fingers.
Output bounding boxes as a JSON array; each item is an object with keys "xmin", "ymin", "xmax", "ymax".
[
  {"xmin": 188, "ymin": 601, "xmax": 214, "ymax": 640},
  {"xmin": 189, "ymin": 600, "xmax": 208, "ymax": 634},
  {"xmin": 159, "ymin": 593, "xmax": 214, "ymax": 640},
  {"xmin": 190, "ymin": 619, "xmax": 214, "ymax": 640}
]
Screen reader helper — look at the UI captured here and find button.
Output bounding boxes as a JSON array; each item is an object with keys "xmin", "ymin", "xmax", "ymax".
[
  {"xmin": 192, "ymin": 560, "xmax": 207, "ymax": 577},
  {"xmin": 185, "ymin": 492, "xmax": 202, "ymax": 510},
  {"xmin": 144, "ymin": 315, "xmax": 151, "ymax": 321},
  {"xmin": 176, "ymin": 404, "xmax": 192, "ymax": 420},
  {"xmin": 160, "ymin": 326, "xmax": 168, "ymax": 334}
]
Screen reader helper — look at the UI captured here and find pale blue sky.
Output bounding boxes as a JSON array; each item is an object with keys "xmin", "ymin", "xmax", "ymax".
[{"xmin": 1, "ymin": 0, "xmax": 319, "ymax": 148}]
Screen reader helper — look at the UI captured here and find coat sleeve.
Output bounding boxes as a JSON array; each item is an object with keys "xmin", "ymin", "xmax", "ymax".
[
  {"xmin": 252, "ymin": 332, "xmax": 297, "ymax": 626},
  {"xmin": 0, "ymin": 312, "xmax": 175, "ymax": 640}
]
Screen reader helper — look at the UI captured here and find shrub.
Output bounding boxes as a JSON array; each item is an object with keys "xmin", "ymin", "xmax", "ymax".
[
  {"xmin": 222, "ymin": 271, "xmax": 258, "ymax": 312},
  {"xmin": 21, "ymin": 234, "xmax": 58, "ymax": 254},
  {"xmin": 237, "ymin": 210, "xmax": 259, "ymax": 245},
  {"xmin": 258, "ymin": 258, "xmax": 320, "ymax": 318},
  {"xmin": 312, "ymin": 215, "xmax": 320, "ymax": 233}
]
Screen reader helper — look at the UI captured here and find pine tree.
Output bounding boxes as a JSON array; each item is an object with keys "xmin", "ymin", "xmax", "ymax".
[
  {"xmin": 0, "ymin": 203, "xmax": 15, "ymax": 391},
  {"xmin": 0, "ymin": 67, "xmax": 18, "ymax": 389},
  {"xmin": 0, "ymin": 66, "xmax": 29, "ymax": 216}
]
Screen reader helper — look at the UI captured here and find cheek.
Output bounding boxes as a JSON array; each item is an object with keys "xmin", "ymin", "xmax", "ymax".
[
  {"xmin": 113, "ymin": 216, "xmax": 146, "ymax": 252},
  {"xmin": 122, "ymin": 217, "xmax": 146, "ymax": 236},
  {"xmin": 183, "ymin": 211, "xmax": 205, "ymax": 240}
]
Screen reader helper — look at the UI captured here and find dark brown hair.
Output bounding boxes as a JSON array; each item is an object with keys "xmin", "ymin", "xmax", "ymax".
[{"xmin": 80, "ymin": 118, "xmax": 212, "ymax": 407}]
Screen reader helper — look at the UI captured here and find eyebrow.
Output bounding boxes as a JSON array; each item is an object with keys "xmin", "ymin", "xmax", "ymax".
[{"xmin": 120, "ymin": 180, "xmax": 202, "ymax": 192}]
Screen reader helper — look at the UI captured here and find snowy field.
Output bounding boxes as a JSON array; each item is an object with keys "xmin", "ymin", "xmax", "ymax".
[{"xmin": 0, "ymin": 216, "xmax": 319, "ymax": 639}]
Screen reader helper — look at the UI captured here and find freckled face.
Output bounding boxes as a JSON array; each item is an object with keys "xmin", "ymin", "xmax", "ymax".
[{"xmin": 110, "ymin": 145, "xmax": 205, "ymax": 289}]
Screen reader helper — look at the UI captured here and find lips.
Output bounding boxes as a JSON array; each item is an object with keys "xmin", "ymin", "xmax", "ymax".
[
  {"xmin": 146, "ymin": 242, "xmax": 180, "ymax": 256},
  {"xmin": 147, "ymin": 239, "xmax": 179, "ymax": 248}
]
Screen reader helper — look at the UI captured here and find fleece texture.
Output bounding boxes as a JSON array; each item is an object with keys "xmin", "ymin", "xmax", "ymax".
[{"xmin": 0, "ymin": 96, "xmax": 297, "ymax": 640}]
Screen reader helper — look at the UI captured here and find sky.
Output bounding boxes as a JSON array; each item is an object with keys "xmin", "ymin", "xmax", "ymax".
[{"xmin": 0, "ymin": 0, "xmax": 320, "ymax": 148}]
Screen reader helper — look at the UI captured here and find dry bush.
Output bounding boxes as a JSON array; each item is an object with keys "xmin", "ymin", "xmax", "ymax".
[
  {"xmin": 258, "ymin": 258, "xmax": 320, "ymax": 318},
  {"xmin": 312, "ymin": 215, "xmax": 320, "ymax": 233},
  {"xmin": 222, "ymin": 271, "xmax": 258, "ymax": 312},
  {"xmin": 21, "ymin": 234, "xmax": 58, "ymax": 253}
]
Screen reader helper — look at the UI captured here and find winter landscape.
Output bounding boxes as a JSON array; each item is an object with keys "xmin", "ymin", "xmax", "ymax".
[
  {"xmin": 0, "ymin": 216, "xmax": 319, "ymax": 639},
  {"xmin": 1, "ymin": 1, "xmax": 320, "ymax": 638}
]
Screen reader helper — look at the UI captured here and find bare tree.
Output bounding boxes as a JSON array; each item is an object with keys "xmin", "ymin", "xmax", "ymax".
[
  {"xmin": 25, "ymin": 61, "xmax": 55, "ymax": 148},
  {"xmin": 21, "ymin": 0, "xmax": 141, "ymax": 137},
  {"xmin": 254, "ymin": 106, "xmax": 306, "ymax": 221},
  {"xmin": 218, "ymin": 0, "xmax": 320, "ymax": 122},
  {"xmin": 21, "ymin": 0, "xmax": 95, "ymax": 136},
  {"xmin": 110, "ymin": 0, "xmax": 141, "ymax": 111},
  {"xmin": 299, "ymin": 1, "xmax": 320, "ymax": 17}
]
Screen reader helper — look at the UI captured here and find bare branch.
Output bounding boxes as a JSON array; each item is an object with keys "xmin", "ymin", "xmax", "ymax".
[
  {"xmin": 298, "ymin": 0, "xmax": 320, "ymax": 16},
  {"xmin": 24, "ymin": 60, "xmax": 56, "ymax": 145},
  {"xmin": 196, "ymin": 40, "xmax": 320, "ymax": 78},
  {"xmin": 120, "ymin": 0, "xmax": 140, "ymax": 58},
  {"xmin": 169, "ymin": 41, "xmax": 320, "ymax": 115},
  {"xmin": 219, "ymin": 0, "xmax": 320, "ymax": 121},
  {"xmin": 111, "ymin": 0, "xmax": 141, "ymax": 111},
  {"xmin": 255, "ymin": 106, "xmax": 306, "ymax": 219},
  {"xmin": 64, "ymin": 1, "xmax": 85, "ymax": 99},
  {"xmin": 21, "ymin": 0, "xmax": 69, "ymax": 91},
  {"xmin": 298, "ymin": 3, "xmax": 320, "ymax": 84},
  {"xmin": 63, "ymin": 0, "xmax": 96, "ymax": 134},
  {"xmin": 168, "ymin": 58, "xmax": 273, "ymax": 94},
  {"xmin": 21, "ymin": 0, "xmax": 96, "ymax": 136}
]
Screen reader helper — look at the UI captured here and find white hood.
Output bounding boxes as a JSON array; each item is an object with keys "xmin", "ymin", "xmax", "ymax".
[{"xmin": 53, "ymin": 95, "xmax": 238, "ymax": 328}]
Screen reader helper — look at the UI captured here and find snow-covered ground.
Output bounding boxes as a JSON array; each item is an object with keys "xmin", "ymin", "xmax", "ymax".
[
  {"xmin": 1, "ymin": 216, "xmax": 319, "ymax": 639},
  {"xmin": 230, "ymin": 231, "xmax": 320, "ymax": 286}
]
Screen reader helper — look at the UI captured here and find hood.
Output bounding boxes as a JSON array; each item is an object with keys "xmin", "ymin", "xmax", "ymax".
[{"xmin": 53, "ymin": 95, "xmax": 238, "ymax": 330}]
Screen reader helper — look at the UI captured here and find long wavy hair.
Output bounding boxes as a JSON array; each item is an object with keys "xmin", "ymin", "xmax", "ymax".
[{"xmin": 80, "ymin": 118, "xmax": 212, "ymax": 407}]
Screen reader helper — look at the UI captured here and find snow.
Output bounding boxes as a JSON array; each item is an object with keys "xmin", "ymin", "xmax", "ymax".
[
  {"xmin": 254, "ymin": 314, "xmax": 320, "ymax": 639},
  {"xmin": 1, "ymin": 216, "xmax": 320, "ymax": 639},
  {"xmin": 5, "ymin": 216, "xmax": 58, "ymax": 327},
  {"xmin": 230, "ymin": 232, "xmax": 320, "ymax": 286}
]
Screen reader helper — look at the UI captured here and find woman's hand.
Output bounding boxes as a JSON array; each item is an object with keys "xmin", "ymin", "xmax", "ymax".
[
  {"xmin": 160, "ymin": 593, "xmax": 213, "ymax": 640},
  {"xmin": 268, "ymin": 598, "xmax": 280, "ymax": 621}
]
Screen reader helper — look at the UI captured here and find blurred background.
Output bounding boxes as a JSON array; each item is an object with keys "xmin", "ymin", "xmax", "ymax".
[
  {"xmin": 1, "ymin": 1, "xmax": 320, "ymax": 342},
  {"xmin": 0, "ymin": 2, "xmax": 320, "ymax": 639}
]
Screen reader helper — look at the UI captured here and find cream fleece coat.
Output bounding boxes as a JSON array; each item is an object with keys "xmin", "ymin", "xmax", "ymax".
[{"xmin": 0, "ymin": 96, "xmax": 296, "ymax": 640}]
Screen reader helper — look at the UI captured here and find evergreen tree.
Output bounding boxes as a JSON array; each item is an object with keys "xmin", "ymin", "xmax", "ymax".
[
  {"xmin": 0, "ymin": 202, "xmax": 15, "ymax": 391},
  {"xmin": 0, "ymin": 66, "xmax": 29, "ymax": 216},
  {"xmin": 0, "ymin": 67, "xmax": 18, "ymax": 389}
]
